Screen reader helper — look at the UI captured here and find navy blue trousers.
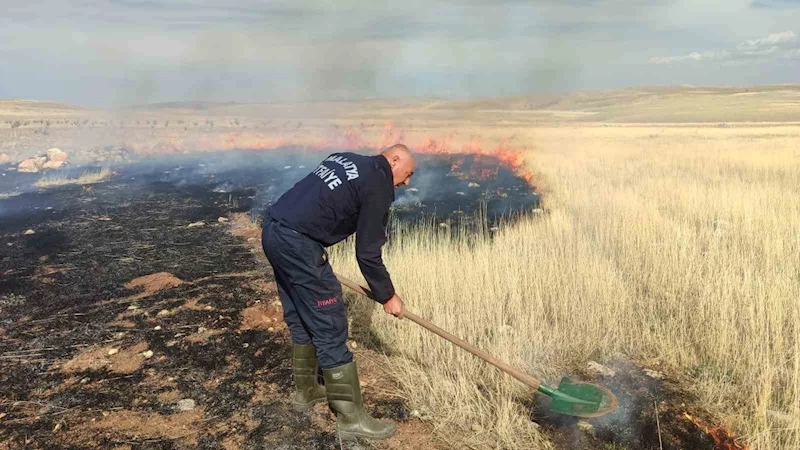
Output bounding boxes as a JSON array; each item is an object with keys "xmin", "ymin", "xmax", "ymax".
[{"xmin": 261, "ymin": 219, "xmax": 353, "ymax": 369}]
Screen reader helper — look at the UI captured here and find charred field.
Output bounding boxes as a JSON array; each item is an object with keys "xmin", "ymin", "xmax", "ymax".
[{"xmin": 0, "ymin": 149, "xmax": 539, "ymax": 449}]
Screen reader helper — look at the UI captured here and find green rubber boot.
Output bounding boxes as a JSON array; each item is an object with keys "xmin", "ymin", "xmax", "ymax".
[
  {"xmin": 323, "ymin": 360, "xmax": 396, "ymax": 440},
  {"xmin": 292, "ymin": 343, "xmax": 326, "ymax": 412}
]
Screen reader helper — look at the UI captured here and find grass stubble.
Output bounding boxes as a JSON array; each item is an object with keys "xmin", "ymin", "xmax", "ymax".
[
  {"xmin": 34, "ymin": 167, "xmax": 112, "ymax": 188},
  {"xmin": 331, "ymin": 125, "xmax": 800, "ymax": 449}
]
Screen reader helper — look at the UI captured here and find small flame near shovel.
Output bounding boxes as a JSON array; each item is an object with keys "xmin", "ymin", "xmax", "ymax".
[{"xmin": 335, "ymin": 274, "xmax": 618, "ymax": 418}]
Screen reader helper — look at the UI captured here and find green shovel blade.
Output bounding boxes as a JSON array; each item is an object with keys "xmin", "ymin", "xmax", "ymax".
[{"xmin": 538, "ymin": 377, "xmax": 618, "ymax": 418}]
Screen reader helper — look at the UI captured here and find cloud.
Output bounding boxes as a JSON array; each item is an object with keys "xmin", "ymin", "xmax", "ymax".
[
  {"xmin": 751, "ymin": 0, "xmax": 800, "ymax": 9},
  {"xmin": 0, "ymin": 1, "xmax": 796, "ymax": 105},
  {"xmin": 649, "ymin": 31, "xmax": 799, "ymax": 64}
]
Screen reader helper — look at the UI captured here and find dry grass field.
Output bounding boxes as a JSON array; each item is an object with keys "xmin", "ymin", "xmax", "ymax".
[
  {"xmin": 331, "ymin": 124, "xmax": 800, "ymax": 449},
  {"xmin": 33, "ymin": 167, "xmax": 112, "ymax": 188}
]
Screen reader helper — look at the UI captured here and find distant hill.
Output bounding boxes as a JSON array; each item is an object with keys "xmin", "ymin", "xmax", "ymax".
[
  {"xmin": 0, "ymin": 100, "xmax": 88, "ymax": 118},
  {"xmin": 4, "ymin": 85, "xmax": 800, "ymax": 123}
]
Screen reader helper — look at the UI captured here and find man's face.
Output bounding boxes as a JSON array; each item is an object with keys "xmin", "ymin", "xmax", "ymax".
[{"xmin": 391, "ymin": 156, "xmax": 415, "ymax": 188}]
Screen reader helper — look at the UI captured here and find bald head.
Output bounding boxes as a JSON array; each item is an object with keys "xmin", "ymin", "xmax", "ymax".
[{"xmin": 381, "ymin": 144, "xmax": 415, "ymax": 188}]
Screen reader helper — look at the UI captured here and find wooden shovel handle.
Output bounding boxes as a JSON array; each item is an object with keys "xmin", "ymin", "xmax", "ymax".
[{"xmin": 335, "ymin": 273, "xmax": 542, "ymax": 391}]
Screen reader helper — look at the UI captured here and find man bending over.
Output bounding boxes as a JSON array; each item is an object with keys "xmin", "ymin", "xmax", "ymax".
[{"xmin": 262, "ymin": 144, "xmax": 415, "ymax": 440}]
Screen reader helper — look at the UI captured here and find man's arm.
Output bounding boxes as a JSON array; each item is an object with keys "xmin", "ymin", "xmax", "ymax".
[{"xmin": 355, "ymin": 189, "xmax": 395, "ymax": 304}]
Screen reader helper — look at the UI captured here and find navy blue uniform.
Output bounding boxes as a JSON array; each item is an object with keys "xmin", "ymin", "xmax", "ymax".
[{"xmin": 262, "ymin": 152, "xmax": 396, "ymax": 368}]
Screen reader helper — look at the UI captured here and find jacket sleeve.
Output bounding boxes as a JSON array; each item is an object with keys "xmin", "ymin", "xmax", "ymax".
[{"xmin": 355, "ymin": 185, "xmax": 396, "ymax": 304}]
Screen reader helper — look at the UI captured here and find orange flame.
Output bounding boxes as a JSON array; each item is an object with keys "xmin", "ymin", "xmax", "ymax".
[
  {"xmin": 122, "ymin": 122, "xmax": 535, "ymax": 186},
  {"xmin": 682, "ymin": 413, "xmax": 748, "ymax": 450}
]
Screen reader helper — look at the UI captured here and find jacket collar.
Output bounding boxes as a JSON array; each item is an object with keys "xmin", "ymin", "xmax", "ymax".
[{"xmin": 375, "ymin": 155, "xmax": 395, "ymax": 198}]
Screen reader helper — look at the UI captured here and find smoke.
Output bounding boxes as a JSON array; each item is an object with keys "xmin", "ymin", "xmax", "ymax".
[{"xmin": 0, "ymin": 1, "xmax": 705, "ymax": 106}]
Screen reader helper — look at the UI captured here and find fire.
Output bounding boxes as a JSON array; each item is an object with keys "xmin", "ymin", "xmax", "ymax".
[
  {"xmin": 682, "ymin": 413, "xmax": 749, "ymax": 450},
  {"xmin": 122, "ymin": 121, "xmax": 535, "ymax": 186}
]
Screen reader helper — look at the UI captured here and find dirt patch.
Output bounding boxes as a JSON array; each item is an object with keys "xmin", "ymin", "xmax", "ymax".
[
  {"xmin": 60, "ymin": 341, "xmax": 149, "ymax": 375},
  {"xmin": 157, "ymin": 389, "xmax": 182, "ymax": 404},
  {"xmin": 72, "ymin": 408, "xmax": 207, "ymax": 446},
  {"xmin": 183, "ymin": 327, "xmax": 226, "ymax": 343},
  {"xmin": 239, "ymin": 303, "xmax": 281, "ymax": 331},
  {"xmin": 124, "ymin": 272, "xmax": 184, "ymax": 295},
  {"xmin": 228, "ymin": 212, "xmax": 261, "ymax": 241},
  {"xmin": 182, "ymin": 296, "xmax": 214, "ymax": 311},
  {"xmin": 107, "ymin": 319, "xmax": 136, "ymax": 328}
]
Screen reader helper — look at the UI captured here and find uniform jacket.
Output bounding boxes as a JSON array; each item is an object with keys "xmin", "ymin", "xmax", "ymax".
[{"xmin": 267, "ymin": 152, "xmax": 396, "ymax": 302}]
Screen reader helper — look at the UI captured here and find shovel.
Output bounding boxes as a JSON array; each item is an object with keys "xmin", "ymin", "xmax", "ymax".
[{"xmin": 335, "ymin": 274, "xmax": 618, "ymax": 418}]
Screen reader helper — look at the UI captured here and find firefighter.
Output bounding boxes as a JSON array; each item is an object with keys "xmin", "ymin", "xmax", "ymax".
[{"xmin": 261, "ymin": 144, "xmax": 415, "ymax": 440}]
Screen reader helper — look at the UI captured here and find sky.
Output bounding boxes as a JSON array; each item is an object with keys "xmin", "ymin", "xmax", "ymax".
[{"xmin": 1, "ymin": 0, "xmax": 799, "ymax": 106}]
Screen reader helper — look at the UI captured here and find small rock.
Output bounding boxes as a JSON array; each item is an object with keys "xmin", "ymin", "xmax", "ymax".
[
  {"xmin": 242, "ymin": 343, "xmax": 249, "ymax": 348},
  {"xmin": 187, "ymin": 221, "xmax": 205, "ymax": 228},
  {"xmin": 176, "ymin": 399, "xmax": 196, "ymax": 411},
  {"xmin": 18, "ymin": 156, "xmax": 46, "ymax": 173},
  {"xmin": 204, "ymin": 305, "xmax": 213, "ymax": 310},
  {"xmin": 127, "ymin": 305, "xmax": 139, "ymax": 311},
  {"xmin": 267, "ymin": 327, "xmax": 275, "ymax": 332},
  {"xmin": 407, "ymin": 188, "xmax": 418, "ymax": 193},
  {"xmin": 217, "ymin": 216, "xmax": 229, "ymax": 223},
  {"xmin": 166, "ymin": 340, "xmax": 178, "ymax": 347},
  {"xmin": 0, "ymin": 412, "xmax": 6, "ymax": 420},
  {"xmin": 197, "ymin": 327, "xmax": 206, "ymax": 333},
  {"xmin": 156, "ymin": 309, "xmax": 171, "ymax": 317},
  {"xmin": 456, "ymin": 191, "xmax": 466, "ymax": 196},
  {"xmin": 46, "ymin": 148, "xmax": 68, "ymax": 162},
  {"xmin": 283, "ymin": 165, "xmax": 292, "ymax": 169},
  {"xmin": 24, "ymin": 229, "xmax": 35, "ymax": 235},
  {"xmin": 587, "ymin": 361, "xmax": 616, "ymax": 377},
  {"xmin": 349, "ymin": 340, "xmax": 358, "ymax": 349},
  {"xmin": 468, "ymin": 182, "xmax": 480, "ymax": 188},
  {"xmin": 644, "ymin": 368, "xmax": 664, "ymax": 379},
  {"xmin": 42, "ymin": 160, "xmax": 65, "ymax": 169},
  {"xmin": 80, "ymin": 377, "xmax": 91, "ymax": 384},
  {"xmin": 577, "ymin": 421, "xmax": 594, "ymax": 432},
  {"xmin": 107, "ymin": 348, "xmax": 119, "ymax": 356},
  {"xmin": 154, "ymin": 325, "xmax": 162, "ymax": 331},
  {"xmin": 471, "ymin": 423, "xmax": 484, "ymax": 432},
  {"xmin": 142, "ymin": 350, "xmax": 154, "ymax": 358},
  {"xmin": 114, "ymin": 332, "xmax": 126, "ymax": 339}
]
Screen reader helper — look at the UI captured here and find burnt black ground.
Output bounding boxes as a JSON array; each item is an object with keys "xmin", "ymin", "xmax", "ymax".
[
  {"xmin": 1, "ymin": 149, "xmax": 541, "ymax": 450},
  {"xmin": 0, "ymin": 161, "xmax": 342, "ymax": 448}
]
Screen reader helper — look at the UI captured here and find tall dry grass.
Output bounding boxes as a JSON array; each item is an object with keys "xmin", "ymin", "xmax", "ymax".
[
  {"xmin": 35, "ymin": 167, "xmax": 112, "ymax": 188},
  {"xmin": 330, "ymin": 126, "xmax": 800, "ymax": 449}
]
